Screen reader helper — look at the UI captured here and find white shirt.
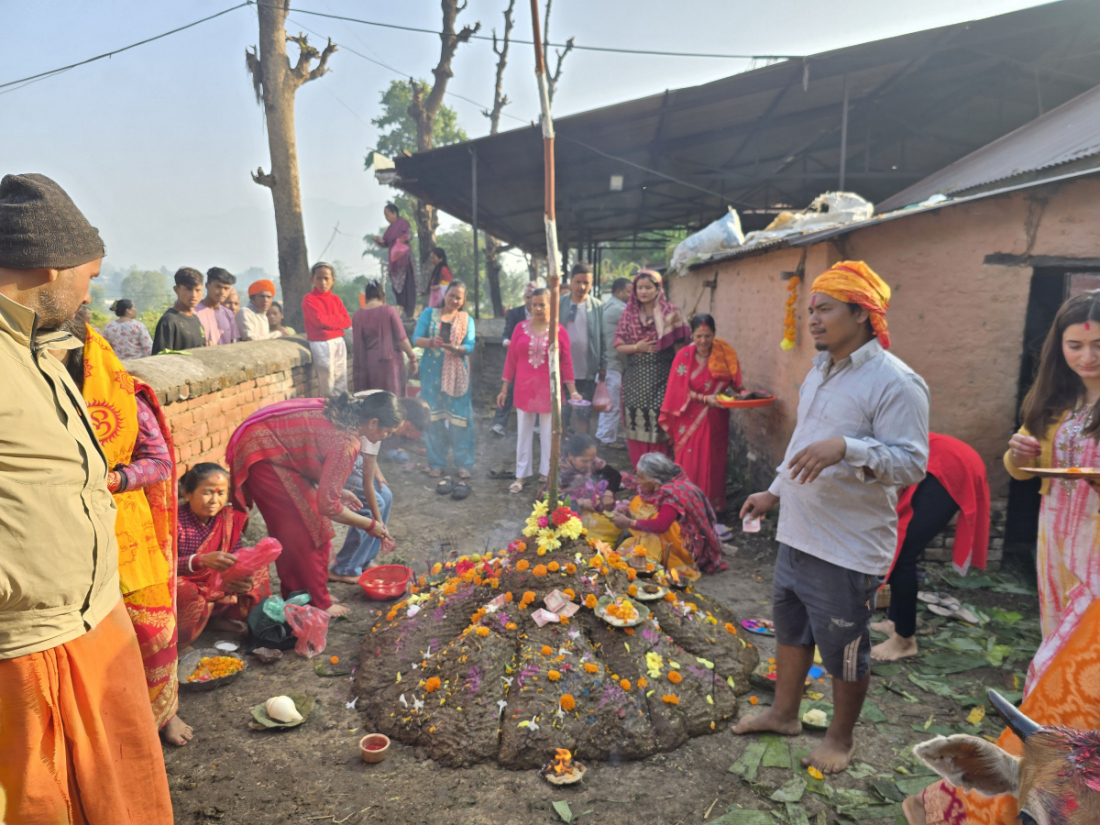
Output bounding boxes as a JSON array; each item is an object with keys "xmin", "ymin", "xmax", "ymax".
[
  {"xmin": 354, "ymin": 389, "xmax": 383, "ymax": 455},
  {"xmin": 565, "ymin": 300, "xmax": 589, "ymax": 380},
  {"xmin": 237, "ymin": 305, "xmax": 283, "ymax": 341}
]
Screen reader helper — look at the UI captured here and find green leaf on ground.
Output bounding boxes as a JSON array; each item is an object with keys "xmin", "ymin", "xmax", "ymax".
[
  {"xmin": 785, "ymin": 803, "xmax": 811, "ymax": 825},
  {"xmin": 870, "ymin": 778, "xmax": 907, "ymax": 803},
  {"xmin": 836, "ymin": 804, "xmax": 904, "ymax": 821},
  {"xmin": 940, "ymin": 572, "xmax": 994, "ymax": 589},
  {"xmin": 896, "ymin": 777, "xmax": 935, "ymax": 795},
  {"xmin": 729, "ymin": 741, "xmax": 767, "ymax": 781},
  {"xmin": 770, "ymin": 776, "xmax": 806, "ymax": 803},
  {"xmin": 846, "ymin": 761, "xmax": 878, "ymax": 779},
  {"xmin": 761, "ymin": 734, "xmax": 791, "ymax": 768},
  {"xmin": 834, "ymin": 787, "xmax": 874, "ymax": 806},
  {"xmin": 986, "ymin": 645, "xmax": 1014, "ymax": 667},
  {"xmin": 989, "ymin": 608, "xmax": 1023, "ymax": 625},
  {"xmin": 861, "ymin": 703, "xmax": 887, "ymax": 724},
  {"xmin": 707, "ymin": 811, "xmax": 776, "ymax": 825},
  {"xmin": 552, "ymin": 801, "xmax": 573, "ymax": 823},
  {"xmin": 871, "ymin": 663, "xmax": 903, "ymax": 677}
]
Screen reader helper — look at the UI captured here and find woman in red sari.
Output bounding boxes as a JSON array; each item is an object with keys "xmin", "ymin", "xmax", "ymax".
[
  {"xmin": 660, "ymin": 313, "xmax": 742, "ymax": 512},
  {"xmin": 227, "ymin": 392, "xmax": 403, "ymax": 617},
  {"xmin": 176, "ymin": 463, "xmax": 272, "ymax": 648}
]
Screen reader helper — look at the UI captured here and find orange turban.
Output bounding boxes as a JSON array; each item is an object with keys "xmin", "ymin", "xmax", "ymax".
[
  {"xmin": 811, "ymin": 261, "xmax": 891, "ymax": 349},
  {"xmin": 248, "ymin": 279, "xmax": 276, "ymax": 297}
]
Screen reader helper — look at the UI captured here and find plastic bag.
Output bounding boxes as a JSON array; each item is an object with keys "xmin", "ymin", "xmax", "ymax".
[
  {"xmin": 284, "ymin": 604, "xmax": 330, "ymax": 659},
  {"xmin": 591, "ymin": 379, "xmax": 613, "ymax": 413},
  {"xmin": 669, "ymin": 207, "xmax": 744, "ymax": 273},
  {"xmin": 248, "ymin": 591, "xmax": 310, "ymax": 651},
  {"xmin": 263, "ymin": 592, "xmax": 311, "ymax": 623},
  {"xmin": 389, "ymin": 240, "xmax": 409, "ymax": 263},
  {"xmin": 740, "ymin": 192, "xmax": 873, "ymax": 246},
  {"xmin": 211, "ymin": 537, "xmax": 282, "ymax": 591}
]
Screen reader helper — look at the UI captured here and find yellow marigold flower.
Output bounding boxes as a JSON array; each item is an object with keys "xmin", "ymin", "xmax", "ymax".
[
  {"xmin": 533, "ymin": 565, "xmax": 548, "ymax": 577},
  {"xmin": 475, "ymin": 626, "xmax": 490, "ymax": 637},
  {"xmin": 560, "ymin": 694, "xmax": 575, "ymax": 711},
  {"xmin": 668, "ymin": 671, "xmax": 682, "ymax": 684},
  {"xmin": 489, "ymin": 578, "xmax": 500, "ymax": 589},
  {"xmin": 548, "ymin": 670, "xmax": 561, "ymax": 681},
  {"xmin": 425, "ymin": 677, "xmax": 441, "ymax": 693},
  {"xmin": 431, "ymin": 563, "xmax": 443, "ymax": 575},
  {"xmin": 585, "ymin": 594, "xmax": 598, "ymax": 609},
  {"xmin": 584, "ymin": 663, "xmax": 598, "ymax": 673},
  {"xmin": 620, "ymin": 679, "xmax": 631, "ymax": 691},
  {"xmin": 537, "ymin": 546, "xmax": 547, "ymax": 556},
  {"xmin": 807, "ymin": 766, "xmax": 824, "ymax": 780},
  {"xmin": 516, "ymin": 560, "xmax": 530, "ymax": 572},
  {"xmin": 662, "ymin": 694, "xmax": 679, "ymax": 705},
  {"xmin": 532, "ymin": 500, "xmax": 549, "ymax": 517}
]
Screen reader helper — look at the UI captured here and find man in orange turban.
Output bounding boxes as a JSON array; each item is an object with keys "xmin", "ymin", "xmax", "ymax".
[
  {"xmin": 810, "ymin": 260, "xmax": 891, "ymax": 349},
  {"xmin": 238, "ymin": 278, "xmax": 285, "ymax": 341}
]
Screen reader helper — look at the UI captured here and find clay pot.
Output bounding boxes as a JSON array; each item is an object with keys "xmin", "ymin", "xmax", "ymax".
[{"xmin": 359, "ymin": 734, "xmax": 390, "ymax": 763}]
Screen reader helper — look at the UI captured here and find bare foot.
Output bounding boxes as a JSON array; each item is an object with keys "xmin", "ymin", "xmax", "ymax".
[
  {"xmin": 902, "ymin": 794, "xmax": 927, "ymax": 825},
  {"xmin": 326, "ymin": 603, "xmax": 351, "ymax": 618},
  {"xmin": 870, "ymin": 618, "xmax": 895, "ymax": 635},
  {"xmin": 426, "ymin": 469, "xmax": 443, "ymax": 478},
  {"xmin": 208, "ymin": 617, "xmax": 248, "ymax": 634},
  {"xmin": 179, "ymin": 644, "xmax": 196, "ymax": 655},
  {"xmin": 457, "ymin": 469, "xmax": 472, "ymax": 479},
  {"xmin": 328, "ymin": 570, "xmax": 360, "ymax": 584},
  {"xmin": 731, "ymin": 707, "xmax": 802, "ymax": 736},
  {"xmin": 801, "ymin": 731, "xmax": 856, "ymax": 774},
  {"xmin": 871, "ymin": 634, "xmax": 919, "ymax": 661},
  {"xmin": 161, "ymin": 715, "xmax": 194, "ymax": 747}
]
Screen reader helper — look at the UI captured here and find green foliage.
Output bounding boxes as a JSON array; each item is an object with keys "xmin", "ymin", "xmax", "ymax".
[
  {"xmin": 119, "ymin": 269, "xmax": 174, "ymax": 315},
  {"xmin": 369, "ymin": 79, "xmax": 467, "ymax": 158}
]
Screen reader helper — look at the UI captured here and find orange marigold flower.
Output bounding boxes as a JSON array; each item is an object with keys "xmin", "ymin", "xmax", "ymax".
[
  {"xmin": 516, "ymin": 560, "xmax": 530, "ymax": 572},
  {"xmin": 600, "ymin": 567, "xmax": 610, "ymax": 576},
  {"xmin": 504, "ymin": 592, "xmax": 514, "ymax": 602},
  {"xmin": 548, "ymin": 561, "xmax": 560, "ymax": 572},
  {"xmin": 662, "ymin": 694, "xmax": 679, "ymax": 705},
  {"xmin": 624, "ymin": 627, "xmax": 634, "ymax": 635},
  {"xmin": 473, "ymin": 576, "xmax": 483, "ymax": 586},
  {"xmin": 505, "ymin": 622, "xmax": 517, "ymax": 630},
  {"xmin": 668, "ymin": 671, "xmax": 682, "ymax": 684},
  {"xmin": 461, "ymin": 570, "xmax": 476, "ymax": 583},
  {"xmin": 425, "ymin": 677, "xmax": 441, "ymax": 693},
  {"xmin": 533, "ymin": 564, "xmax": 548, "ymax": 577},
  {"xmin": 330, "ymin": 656, "xmax": 339, "ymax": 665},
  {"xmin": 523, "ymin": 591, "xmax": 536, "ymax": 604},
  {"xmin": 559, "ymin": 616, "xmax": 570, "ymax": 624},
  {"xmin": 548, "ymin": 670, "xmax": 561, "ymax": 681},
  {"xmin": 619, "ymin": 679, "xmax": 632, "ymax": 691},
  {"xmin": 637, "ymin": 677, "xmax": 648, "ymax": 689},
  {"xmin": 627, "ymin": 585, "xmax": 638, "ymax": 597},
  {"xmin": 565, "ymin": 563, "xmax": 577, "ymax": 575},
  {"xmin": 541, "ymin": 645, "xmax": 553, "ymax": 656},
  {"xmin": 585, "ymin": 594, "xmax": 598, "ymax": 609},
  {"xmin": 626, "ymin": 568, "xmax": 637, "ymax": 581},
  {"xmin": 442, "ymin": 583, "xmax": 457, "ymax": 595},
  {"xmin": 475, "ymin": 626, "xmax": 490, "ymax": 637},
  {"xmin": 663, "ymin": 592, "xmax": 677, "ymax": 603},
  {"xmin": 749, "ymin": 696, "xmax": 759, "ymax": 705},
  {"xmin": 584, "ymin": 663, "xmax": 598, "ymax": 673},
  {"xmin": 516, "ymin": 542, "xmax": 527, "ymax": 552},
  {"xmin": 560, "ymin": 694, "xmax": 576, "ymax": 711},
  {"xmin": 563, "ymin": 588, "xmax": 575, "ymax": 600},
  {"xmin": 724, "ymin": 622, "xmax": 736, "ymax": 634}
]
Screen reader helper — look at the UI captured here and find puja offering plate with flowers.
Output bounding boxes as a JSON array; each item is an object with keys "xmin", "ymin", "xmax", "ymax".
[
  {"xmin": 633, "ymin": 583, "xmax": 669, "ymax": 602},
  {"xmin": 654, "ymin": 568, "xmax": 692, "ymax": 589},
  {"xmin": 595, "ymin": 595, "xmax": 650, "ymax": 628},
  {"xmin": 179, "ymin": 649, "xmax": 247, "ymax": 692},
  {"xmin": 716, "ymin": 390, "xmax": 776, "ymax": 409},
  {"xmin": 1026, "ymin": 467, "xmax": 1100, "ymax": 481}
]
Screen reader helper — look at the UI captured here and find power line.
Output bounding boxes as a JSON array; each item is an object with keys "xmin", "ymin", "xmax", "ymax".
[
  {"xmin": 0, "ymin": 3, "xmax": 252, "ymax": 92},
  {"xmin": 271, "ymin": 3, "xmax": 799, "ymax": 61}
]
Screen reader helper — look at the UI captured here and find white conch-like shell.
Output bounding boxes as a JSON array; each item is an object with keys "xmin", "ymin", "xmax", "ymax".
[{"xmin": 265, "ymin": 695, "xmax": 303, "ymax": 723}]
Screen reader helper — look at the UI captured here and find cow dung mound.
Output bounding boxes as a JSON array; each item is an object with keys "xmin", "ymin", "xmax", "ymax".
[{"xmin": 356, "ymin": 536, "xmax": 759, "ymax": 769}]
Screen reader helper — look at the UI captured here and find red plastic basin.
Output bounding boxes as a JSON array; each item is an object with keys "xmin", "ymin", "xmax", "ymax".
[{"xmin": 358, "ymin": 565, "xmax": 413, "ymax": 600}]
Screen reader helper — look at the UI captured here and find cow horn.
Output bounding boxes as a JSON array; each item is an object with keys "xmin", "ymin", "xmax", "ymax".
[{"xmin": 988, "ymin": 689, "xmax": 1040, "ymax": 740}]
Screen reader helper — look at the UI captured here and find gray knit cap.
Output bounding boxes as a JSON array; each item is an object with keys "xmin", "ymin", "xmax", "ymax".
[{"xmin": 0, "ymin": 173, "xmax": 105, "ymax": 269}]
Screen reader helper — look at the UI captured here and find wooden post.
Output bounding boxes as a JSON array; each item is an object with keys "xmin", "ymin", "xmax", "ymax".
[
  {"xmin": 472, "ymin": 146, "xmax": 480, "ymax": 319},
  {"xmin": 529, "ymin": 0, "xmax": 561, "ymax": 509},
  {"xmin": 838, "ymin": 73, "xmax": 849, "ymax": 191}
]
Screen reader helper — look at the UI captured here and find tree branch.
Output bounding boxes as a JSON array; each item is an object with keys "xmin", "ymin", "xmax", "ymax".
[
  {"xmin": 548, "ymin": 37, "xmax": 574, "ymax": 105},
  {"xmin": 484, "ymin": 0, "xmax": 515, "ymax": 135},
  {"xmin": 245, "ymin": 46, "xmax": 263, "ymax": 105},
  {"xmin": 423, "ymin": 0, "xmax": 481, "ymax": 138},
  {"xmin": 540, "ymin": 0, "xmax": 572, "ymax": 106},
  {"xmin": 286, "ymin": 33, "xmax": 336, "ymax": 88},
  {"xmin": 252, "ymin": 167, "xmax": 275, "ymax": 189}
]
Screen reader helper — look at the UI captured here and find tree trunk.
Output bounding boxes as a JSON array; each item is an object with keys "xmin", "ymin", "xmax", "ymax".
[
  {"xmin": 247, "ymin": 1, "xmax": 335, "ymax": 329},
  {"xmin": 481, "ymin": 0, "xmax": 514, "ymax": 318},
  {"xmin": 484, "ymin": 236, "xmax": 505, "ymax": 316}
]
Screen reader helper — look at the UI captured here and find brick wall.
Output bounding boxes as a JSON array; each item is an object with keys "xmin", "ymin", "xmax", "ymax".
[{"xmin": 124, "ymin": 338, "xmax": 315, "ymax": 475}]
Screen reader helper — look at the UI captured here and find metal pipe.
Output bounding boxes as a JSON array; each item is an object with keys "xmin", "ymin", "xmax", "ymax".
[
  {"xmin": 839, "ymin": 73, "xmax": 849, "ymax": 190},
  {"xmin": 472, "ymin": 147, "xmax": 479, "ymax": 318},
  {"xmin": 530, "ymin": 0, "xmax": 562, "ymax": 508}
]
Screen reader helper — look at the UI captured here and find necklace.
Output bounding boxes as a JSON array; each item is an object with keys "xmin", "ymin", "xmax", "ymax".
[{"xmin": 1056, "ymin": 403, "xmax": 1096, "ymax": 491}]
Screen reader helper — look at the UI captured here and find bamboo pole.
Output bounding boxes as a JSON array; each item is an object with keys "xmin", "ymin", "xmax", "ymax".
[{"xmin": 529, "ymin": 0, "xmax": 562, "ymax": 508}]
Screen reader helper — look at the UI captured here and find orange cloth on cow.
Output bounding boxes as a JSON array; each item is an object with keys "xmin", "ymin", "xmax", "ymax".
[
  {"xmin": 811, "ymin": 260, "xmax": 892, "ymax": 349},
  {"xmin": 248, "ymin": 278, "xmax": 276, "ymax": 297},
  {"xmin": 917, "ymin": 597, "xmax": 1100, "ymax": 824},
  {"xmin": 0, "ymin": 599, "xmax": 174, "ymax": 825}
]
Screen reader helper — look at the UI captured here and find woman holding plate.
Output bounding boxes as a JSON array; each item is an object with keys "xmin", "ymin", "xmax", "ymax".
[{"xmin": 1004, "ymin": 290, "xmax": 1100, "ymax": 692}]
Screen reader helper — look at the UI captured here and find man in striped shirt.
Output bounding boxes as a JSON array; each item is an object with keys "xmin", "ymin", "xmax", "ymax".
[{"xmin": 734, "ymin": 262, "xmax": 929, "ymax": 774}]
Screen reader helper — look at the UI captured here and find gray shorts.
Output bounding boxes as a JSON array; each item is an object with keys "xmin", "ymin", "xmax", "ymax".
[{"xmin": 772, "ymin": 544, "xmax": 882, "ymax": 682}]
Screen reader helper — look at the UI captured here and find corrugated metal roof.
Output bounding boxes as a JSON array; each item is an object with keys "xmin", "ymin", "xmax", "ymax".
[
  {"xmin": 388, "ymin": 0, "xmax": 1100, "ymax": 254},
  {"xmin": 877, "ymin": 82, "xmax": 1100, "ymax": 212}
]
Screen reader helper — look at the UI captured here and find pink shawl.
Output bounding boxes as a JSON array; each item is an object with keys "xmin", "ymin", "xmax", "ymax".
[
  {"xmin": 614, "ymin": 270, "xmax": 690, "ymax": 351},
  {"xmin": 440, "ymin": 310, "xmax": 470, "ymax": 398}
]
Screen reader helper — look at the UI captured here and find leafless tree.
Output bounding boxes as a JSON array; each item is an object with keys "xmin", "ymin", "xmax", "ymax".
[
  {"xmin": 408, "ymin": 0, "xmax": 481, "ymax": 270},
  {"xmin": 245, "ymin": 1, "xmax": 335, "ymax": 328},
  {"xmin": 541, "ymin": 0, "xmax": 574, "ymax": 106}
]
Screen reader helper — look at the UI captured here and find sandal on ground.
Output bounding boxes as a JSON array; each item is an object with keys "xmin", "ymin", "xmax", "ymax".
[
  {"xmin": 509, "ymin": 480, "xmax": 525, "ymax": 494},
  {"xmin": 488, "ymin": 465, "xmax": 516, "ymax": 480},
  {"xmin": 436, "ymin": 476, "xmax": 455, "ymax": 495},
  {"xmin": 451, "ymin": 481, "xmax": 472, "ymax": 501}
]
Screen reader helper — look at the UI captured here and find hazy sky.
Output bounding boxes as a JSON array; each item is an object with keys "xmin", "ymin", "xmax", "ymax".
[{"xmin": 2, "ymin": 0, "xmax": 1046, "ymax": 277}]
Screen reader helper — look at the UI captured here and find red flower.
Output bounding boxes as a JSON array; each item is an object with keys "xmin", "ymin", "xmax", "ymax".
[
  {"xmin": 455, "ymin": 560, "xmax": 474, "ymax": 576},
  {"xmin": 552, "ymin": 506, "xmax": 576, "ymax": 527}
]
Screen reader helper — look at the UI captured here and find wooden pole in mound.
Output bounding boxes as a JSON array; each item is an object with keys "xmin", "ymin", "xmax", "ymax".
[{"xmin": 530, "ymin": 0, "xmax": 562, "ymax": 509}]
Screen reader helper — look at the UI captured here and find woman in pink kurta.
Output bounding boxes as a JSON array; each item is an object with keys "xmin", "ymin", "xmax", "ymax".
[{"xmin": 498, "ymin": 288, "xmax": 582, "ymax": 491}]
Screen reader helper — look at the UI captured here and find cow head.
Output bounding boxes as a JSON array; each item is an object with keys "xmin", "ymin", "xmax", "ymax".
[{"xmin": 914, "ymin": 690, "xmax": 1100, "ymax": 825}]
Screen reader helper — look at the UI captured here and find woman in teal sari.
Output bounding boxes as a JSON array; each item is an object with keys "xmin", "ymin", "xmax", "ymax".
[{"xmin": 414, "ymin": 280, "xmax": 476, "ymax": 496}]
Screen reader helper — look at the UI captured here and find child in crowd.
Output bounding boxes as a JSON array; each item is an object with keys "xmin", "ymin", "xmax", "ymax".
[
  {"xmin": 545, "ymin": 433, "xmax": 622, "ymax": 543},
  {"xmin": 152, "ymin": 267, "xmax": 207, "ymax": 354},
  {"xmin": 176, "ymin": 463, "xmax": 271, "ymax": 649},
  {"xmin": 267, "ymin": 301, "xmax": 296, "ymax": 336},
  {"xmin": 302, "ymin": 262, "xmax": 352, "ymax": 397}
]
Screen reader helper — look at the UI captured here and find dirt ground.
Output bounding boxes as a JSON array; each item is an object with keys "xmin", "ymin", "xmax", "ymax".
[{"xmin": 165, "ymin": 408, "xmax": 1041, "ymax": 825}]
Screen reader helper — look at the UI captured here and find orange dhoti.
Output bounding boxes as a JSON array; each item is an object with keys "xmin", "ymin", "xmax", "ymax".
[{"xmin": 0, "ymin": 600, "xmax": 174, "ymax": 825}]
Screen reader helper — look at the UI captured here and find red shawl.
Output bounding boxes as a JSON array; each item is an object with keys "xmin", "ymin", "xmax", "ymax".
[
  {"xmin": 614, "ymin": 270, "xmax": 690, "ymax": 351},
  {"xmin": 892, "ymin": 432, "xmax": 990, "ymax": 575},
  {"xmin": 659, "ymin": 340, "xmax": 742, "ymax": 449},
  {"xmin": 641, "ymin": 470, "xmax": 727, "ymax": 574}
]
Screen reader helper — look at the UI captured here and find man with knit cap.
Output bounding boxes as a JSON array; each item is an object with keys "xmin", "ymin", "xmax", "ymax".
[
  {"xmin": 735, "ymin": 260, "xmax": 928, "ymax": 776},
  {"xmin": 0, "ymin": 173, "xmax": 173, "ymax": 824}
]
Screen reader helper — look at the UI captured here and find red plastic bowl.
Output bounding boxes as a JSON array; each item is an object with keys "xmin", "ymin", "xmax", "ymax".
[{"xmin": 358, "ymin": 565, "xmax": 413, "ymax": 600}]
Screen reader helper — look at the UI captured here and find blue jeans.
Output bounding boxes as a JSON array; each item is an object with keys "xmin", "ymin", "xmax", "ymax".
[{"xmin": 332, "ymin": 471, "xmax": 394, "ymax": 577}]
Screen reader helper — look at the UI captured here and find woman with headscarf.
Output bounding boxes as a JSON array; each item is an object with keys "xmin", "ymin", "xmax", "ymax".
[
  {"xmin": 226, "ymin": 393, "xmax": 403, "ymax": 616},
  {"xmin": 352, "ymin": 280, "xmax": 417, "ymax": 395},
  {"xmin": 373, "ymin": 203, "xmax": 417, "ymax": 318},
  {"xmin": 614, "ymin": 270, "xmax": 691, "ymax": 467},
  {"xmin": 413, "ymin": 280, "xmax": 476, "ymax": 497},
  {"xmin": 58, "ymin": 319, "xmax": 189, "ymax": 745},
  {"xmin": 659, "ymin": 313, "xmax": 743, "ymax": 512},
  {"xmin": 609, "ymin": 452, "xmax": 727, "ymax": 577}
]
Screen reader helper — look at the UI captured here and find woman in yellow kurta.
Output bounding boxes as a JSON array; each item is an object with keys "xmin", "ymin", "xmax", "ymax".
[{"xmin": 63, "ymin": 320, "xmax": 189, "ymax": 745}]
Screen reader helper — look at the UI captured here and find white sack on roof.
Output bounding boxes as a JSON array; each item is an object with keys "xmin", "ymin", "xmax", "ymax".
[
  {"xmin": 741, "ymin": 192, "xmax": 873, "ymax": 246},
  {"xmin": 669, "ymin": 207, "xmax": 744, "ymax": 274}
]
